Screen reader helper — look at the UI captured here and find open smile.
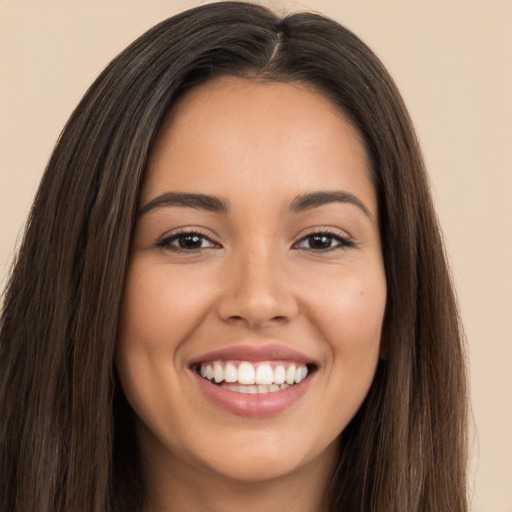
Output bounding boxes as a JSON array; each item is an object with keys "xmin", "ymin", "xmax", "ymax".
[
  {"xmin": 190, "ymin": 345, "xmax": 317, "ymax": 416},
  {"xmin": 195, "ymin": 360, "xmax": 312, "ymax": 394}
]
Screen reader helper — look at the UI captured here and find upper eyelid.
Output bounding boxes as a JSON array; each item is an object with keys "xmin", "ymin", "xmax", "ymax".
[
  {"xmin": 156, "ymin": 230, "xmax": 220, "ymax": 250},
  {"xmin": 293, "ymin": 226, "xmax": 354, "ymax": 242},
  {"xmin": 293, "ymin": 230, "xmax": 355, "ymax": 249},
  {"xmin": 159, "ymin": 227, "xmax": 219, "ymax": 241},
  {"xmin": 155, "ymin": 227, "xmax": 355, "ymax": 247}
]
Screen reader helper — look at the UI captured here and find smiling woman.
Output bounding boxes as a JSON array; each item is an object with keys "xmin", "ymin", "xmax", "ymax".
[
  {"xmin": 0, "ymin": 2, "xmax": 468, "ymax": 512},
  {"xmin": 117, "ymin": 78, "xmax": 387, "ymax": 504}
]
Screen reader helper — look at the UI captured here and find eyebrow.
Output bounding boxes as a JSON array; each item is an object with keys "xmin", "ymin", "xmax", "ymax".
[
  {"xmin": 140, "ymin": 192, "xmax": 230, "ymax": 215},
  {"xmin": 288, "ymin": 191, "xmax": 371, "ymax": 217},
  {"xmin": 140, "ymin": 190, "xmax": 370, "ymax": 217}
]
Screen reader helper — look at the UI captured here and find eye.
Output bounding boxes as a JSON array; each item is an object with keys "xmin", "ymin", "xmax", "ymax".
[
  {"xmin": 293, "ymin": 230, "xmax": 355, "ymax": 251},
  {"xmin": 156, "ymin": 231, "xmax": 219, "ymax": 252}
]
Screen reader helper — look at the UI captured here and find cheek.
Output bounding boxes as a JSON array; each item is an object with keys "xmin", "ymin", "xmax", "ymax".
[
  {"xmin": 309, "ymin": 271, "xmax": 386, "ymax": 350},
  {"xmin": 303, "ymin": 265, "xmax": 387, "ymax": 410},
  {"xmin": 320, "ymin": 276, "xmax": 385, "ymax": 416},
  {"xmin": 119, "ymin": 261, "xmax": 216, "ymax": 348},
  {"xmin": 116, "ymin": 263, "xmax": 208, "ymax": 416}
]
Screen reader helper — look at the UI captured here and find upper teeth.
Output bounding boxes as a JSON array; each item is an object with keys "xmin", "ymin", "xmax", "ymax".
[{"xmin": 199, "ymin": 361, "xmax": 309, "ymax": 385}]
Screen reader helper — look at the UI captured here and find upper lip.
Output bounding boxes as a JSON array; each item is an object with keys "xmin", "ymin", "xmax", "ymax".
[{"xmin": 189, "ymin": 344, "xmax": 315, "ymax": 366}]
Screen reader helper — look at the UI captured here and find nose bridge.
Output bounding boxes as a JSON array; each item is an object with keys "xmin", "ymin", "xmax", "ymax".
[
  {"xmin": 216, "ymin": 236, "xmax": 298, "ymax": 328},
  {"xmin": 239, "ymin": 242, "xmax": 277, "ymax": 297}
]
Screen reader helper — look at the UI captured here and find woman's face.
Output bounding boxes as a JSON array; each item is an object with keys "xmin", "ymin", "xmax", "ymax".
[{"xmin": 117, "ymin": 77, "xmax": 387, "ymax": 484}]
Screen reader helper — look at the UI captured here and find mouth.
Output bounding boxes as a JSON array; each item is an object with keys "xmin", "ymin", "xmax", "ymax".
[
  {"xmin": 193, "ymin": 360, "xmax": 316, "ymax": 394},
  {"xmin": 189, "ymin": 344, "xmax": 317, "ymax": 417}
]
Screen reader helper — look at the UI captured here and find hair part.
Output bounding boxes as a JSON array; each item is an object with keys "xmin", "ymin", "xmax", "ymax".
[{"xmin": 0, "ymin": 2, "xmax": 468, "ymax": 511}]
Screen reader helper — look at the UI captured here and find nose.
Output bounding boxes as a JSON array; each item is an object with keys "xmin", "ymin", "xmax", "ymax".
[{"xmin": 216, "ymin": 245, "xmax": 299, "ymax": 330}]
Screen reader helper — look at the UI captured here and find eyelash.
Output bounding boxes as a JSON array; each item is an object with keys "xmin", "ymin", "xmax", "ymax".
[
  {"xmin": 293, "ymin": 229, "xmax": 356, "ymax": 252},
  {"xmin": 156, "ymin": 229, "xmax": 355, "ymax": 254},
  {"xmin": 156, "ymin": 230, "xmax": 218, "ymax": 252}
]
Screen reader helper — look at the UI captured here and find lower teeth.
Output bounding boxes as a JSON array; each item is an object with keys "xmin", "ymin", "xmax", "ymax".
[{"xmin": 218, "ymin": 382, "xmax": 291, "ymax": 394}]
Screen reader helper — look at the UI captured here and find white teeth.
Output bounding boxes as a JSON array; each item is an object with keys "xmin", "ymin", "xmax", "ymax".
[
  {"xmin": 285, "ymin": 364, "xmax": 296, "ymax": 385},
  {"xmin": 238, "ymin": 362, "xmax": 256, "ymax": 385},
  {"xmin": 198, "ymin": 360, "xmax": 310, "ymax": 388},
  {"xmin": 222, "ymin": 384, "xmax": 242, "ymax": 393},
  {"xmin": 221, "ymin": 383, "xmax": 291, "ymax": 393},
  {"xmin": 295, "ymin": 365, "xmax": 308, "ymax": 383},
  {"xmin": 224, "ymin": 363, "xmax": 237, "ymax": 383},
  {"xmin": 213, "ymin": 362, "xmax": 224, "ymax": 383},
  {"xmin": 255, "ymin": 364, "xmax": 274, "ymax": 385},
  {"xmin": 273, "ymin": 365, "xmax": 286, "ymax": 384}
]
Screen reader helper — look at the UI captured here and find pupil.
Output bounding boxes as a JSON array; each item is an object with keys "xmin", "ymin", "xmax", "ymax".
[
  {"xmin": 310, "ymin": 235, "xmax": 331, "ymax": 249},
  {"xmin": 179, "ymin": 234, "xmax": 202, "ymax": 249}
]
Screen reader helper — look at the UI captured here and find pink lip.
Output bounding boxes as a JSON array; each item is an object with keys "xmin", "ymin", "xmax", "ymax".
[
  {"xmin": 194, "ymin": 372, "xmax": 313, "ymax": 418},
  {"xmin": 189, "ymin": 344, "xmax": 316, "ymax": 418},
  {"xmin": 189, "ymin": 344, "xmax": 314, "ymax": 365}
]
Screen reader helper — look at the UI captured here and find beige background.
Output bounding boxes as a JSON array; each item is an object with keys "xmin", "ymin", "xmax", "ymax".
[{"xmin": 1, "ymin": 1, "xmax": 511, "ymax": 510}]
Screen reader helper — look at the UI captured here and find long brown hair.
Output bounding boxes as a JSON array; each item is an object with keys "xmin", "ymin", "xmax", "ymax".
[{"xmin": 0, "ymin": 2, "xmax": 468, "ymax": 511}]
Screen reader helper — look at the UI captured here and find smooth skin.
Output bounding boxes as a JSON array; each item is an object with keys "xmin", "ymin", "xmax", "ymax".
[{"xmin": 117, "ymin": 77, "xmax": 387, "ymax": 512}]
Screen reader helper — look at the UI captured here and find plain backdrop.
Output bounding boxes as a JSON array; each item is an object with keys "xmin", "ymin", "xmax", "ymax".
[{"xmin": 1, "ymin": 1, "xmax": 511, "ymax": 511}]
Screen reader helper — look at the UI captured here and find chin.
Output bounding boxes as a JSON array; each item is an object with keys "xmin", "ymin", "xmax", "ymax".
[{"xmin": 182, "ymin": 424, "xmax": 339, "ymax": 485}]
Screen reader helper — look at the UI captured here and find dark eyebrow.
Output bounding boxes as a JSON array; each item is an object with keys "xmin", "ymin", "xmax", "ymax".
[
  {"xmin": 288, "ymin": 191, "xmax": 371, "ymax": 217},
  {"xmin": 140, "ymin": 192, "xmax": 230, "ymax": 215}
]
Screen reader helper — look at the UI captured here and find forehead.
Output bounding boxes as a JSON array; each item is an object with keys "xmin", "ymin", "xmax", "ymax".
[{"xmin": 142, "ymin": 76, "xmax": 375, "ymax": 215}]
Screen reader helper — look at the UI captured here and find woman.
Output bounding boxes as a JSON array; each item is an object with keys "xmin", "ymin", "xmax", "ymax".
[{"xmin": 0, "ymin": 2, "xmax": 468, "ymax": 511}]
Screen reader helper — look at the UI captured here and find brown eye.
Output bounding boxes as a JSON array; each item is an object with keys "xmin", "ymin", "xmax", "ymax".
[
  {"xmin": 176, "ymin": 234, "xmax": 205, "ymax": 249},
  {"xmin": 157, "ymin": 231, "xmax": 218, "ymax": 252},
  {"xmin": 307, "ymin": 234, "xmax": 335, "ymax": 249},
  {"xmin": 294, "ymin": 231, "xmax": 355, "ymax": 251}
]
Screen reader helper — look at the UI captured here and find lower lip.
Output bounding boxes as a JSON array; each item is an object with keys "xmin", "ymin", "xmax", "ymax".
[{"xmin": 194, "ymin": 372, "xmax": 312, "ymax": 418}]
